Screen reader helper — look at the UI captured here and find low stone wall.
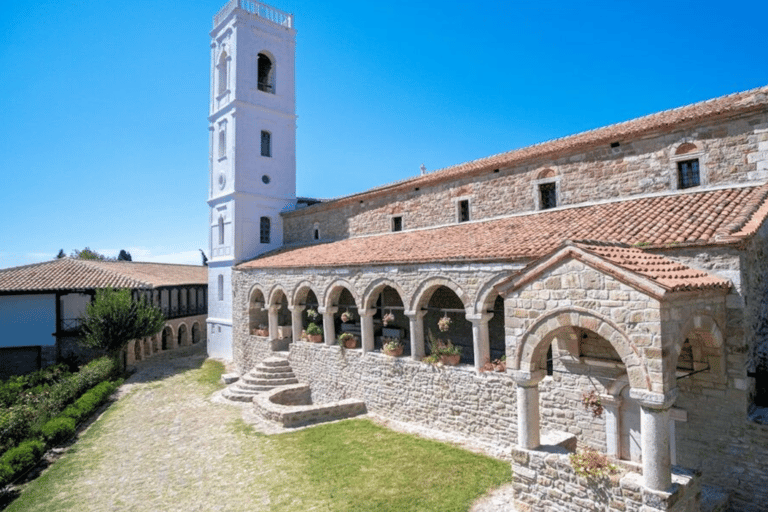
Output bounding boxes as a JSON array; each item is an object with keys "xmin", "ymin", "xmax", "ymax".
[
  {"xmin": 288, "ymin": 341, "xmax": 520, "ymax": 453},
  {"xmin": 254, "ymin": 383, "xmax": 366, "ymax": 428},
  {"xmin": 511, "ymin": 441, "xmax": 701, "ymax": 512}
]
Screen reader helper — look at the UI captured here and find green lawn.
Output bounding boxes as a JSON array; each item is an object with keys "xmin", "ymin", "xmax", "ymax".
[{"xmin": 5, "ymin": 358, "xmax": 510, "ymax": 512}]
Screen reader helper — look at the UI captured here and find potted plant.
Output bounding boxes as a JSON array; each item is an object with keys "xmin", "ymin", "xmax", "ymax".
[
  {"xmin": 341, "ymin": 310, "xmax": 354, "ymax": 323},
  {"xmin": 253, "ymin": 324, "xmax": 269, "ymax": 337},
  {"xmin": 306, "ymin": 322, "xmax": 323, "ymax": 343},
  {"xmin": 480, "ymin": 355, "xmax": 506, "ymax": 372},
  {"xmin": 382, "ymin": 311, "xmax": 395, "ymax": 327},
  {"xmin": 338, "ymin": 332, "xmax": 358, "ymax": 348},
  {"xmin": 306, "ymin": 308, "xmax": 319, "ymax": 322},
  {"xmin": 382, "ymin": 337, "xmax": 404, "ymax": 356},
  {"xmin": 425, "ymin": 330, "xmax": 461, "ymax": 366}
]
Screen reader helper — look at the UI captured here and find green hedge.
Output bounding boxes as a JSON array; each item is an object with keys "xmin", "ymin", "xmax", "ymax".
[
  {"xmin": 0, "ymin": 378, "xmax": 122, "ymax": 488},
  {"xmin": 0, "ymin": 357, "xmax": 118, "ymax": 454}
]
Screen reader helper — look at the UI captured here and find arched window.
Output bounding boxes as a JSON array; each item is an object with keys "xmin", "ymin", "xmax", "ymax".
[
  {"xmin": 218, "ymin": 274, "xmax": 224, "ymax": 301},
  {"xmin": 312, "ymin": 222, "xmax": 320, "ymax": 240},
  {"xmin": 218, "ymin": 216, "xmax": 224, "ymax": 245},
  {"xmin": 257, "ymin": 53, "xmax": 274, "ymax": 93},
  {"xmin": 260, "ymin": 216, "xmax": 271, "ymax": 244},
  {"xmin": 218, "ymin": 51, "xmax": 228, "ymax": 95},
  {"xmin": 260, "ymin": 130, "xmax": 271, "ymax": 157}
]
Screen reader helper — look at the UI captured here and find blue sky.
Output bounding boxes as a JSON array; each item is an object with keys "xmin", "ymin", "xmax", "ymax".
[{"xmin": 2, "ymin": 0, "xmax": 767, "ymax": 268}]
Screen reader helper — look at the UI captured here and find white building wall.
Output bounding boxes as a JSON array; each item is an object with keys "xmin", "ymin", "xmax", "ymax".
[{"xmin": 0, "ymin": 294, "xmax": 56, "ymax": 347}]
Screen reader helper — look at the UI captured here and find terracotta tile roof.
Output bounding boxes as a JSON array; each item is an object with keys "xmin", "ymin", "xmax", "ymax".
[
  {"xmin": 0, "ymin": 259, "xmax": 208, "ymax": 292},
  {"xmin": 572, "ymin": 241, "xmax": 731, "ymax": 292},
  {"xmin": 240, "ymin": 184, "xmax": 768, "ymax": 270},
  {"xmin": 292, "ymin": 85, "xmax": 768, "ymax": 210}
]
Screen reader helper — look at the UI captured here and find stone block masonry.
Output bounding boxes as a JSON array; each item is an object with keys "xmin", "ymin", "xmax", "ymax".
[{"xmin": 511, "ymin": 442, "xmax": 701, "ymax": 512}]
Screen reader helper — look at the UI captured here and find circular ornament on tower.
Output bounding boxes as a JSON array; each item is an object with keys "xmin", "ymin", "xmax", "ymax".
[
  {"xmin": 218, "ymin": 172, "xmax": 226, "ymax": 190},
  {"xmin": 262, "ymin": 174, "xmax": 271, "ymax": 184}
]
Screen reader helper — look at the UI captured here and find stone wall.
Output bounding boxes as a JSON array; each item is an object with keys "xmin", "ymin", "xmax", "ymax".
[
  {"xmin": 288, "ymin": 341, "xmax": 520, "ymax": 452},
  {"xmin": 283, "ymin": 113, "xmax": 768, "ymax": 244},
  {"xmin": 511, "ymin": 443, "xmax": 701, "ymax": 512}
]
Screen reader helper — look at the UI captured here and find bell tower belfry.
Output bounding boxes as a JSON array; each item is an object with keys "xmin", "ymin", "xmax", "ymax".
[{"xmin": 207, "ymin": 1, "xmax": 296, "ymax": 360}]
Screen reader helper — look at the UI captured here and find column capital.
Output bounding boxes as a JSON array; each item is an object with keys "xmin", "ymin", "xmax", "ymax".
[
  {"xmin": 629, "ymin": 388, "xmax": 678, "ymax": 410},
  {"xmin": 510, "ymin": 370, "xmax": 546, "ymax": 387},
  {"xmin": 466, "ymin": 312, "xmax": 493, "ymax": 324},
  {"xmin": 318, "ymin": 306, "xmax": 338, "ymax": 315},
  {"xmin": 287, "ymin": 304, "xmax": 305, "ymax": 313},
  {"xmin": 404, "ymin": 309, "xmax": 427, "ymax": 320},
  {"xmin": 358, "ymin": 308, "xmax": 376, "ymax": 318}
]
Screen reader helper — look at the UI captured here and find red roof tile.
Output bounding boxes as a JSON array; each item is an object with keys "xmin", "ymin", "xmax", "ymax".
[
  {"xmin": 573, "ymin": 241, "xmax": 731, "ymax": 292},
  {"xmin": 240, "ymin": 184, "xmax": 768, "ymax": 270},
  {"xmin": 294, "ymin": 85, "xmax": 768, "ymax": 210},
  {"xmin": 0, "ymin": 259, "xmax": 207, "ymax": 292}
]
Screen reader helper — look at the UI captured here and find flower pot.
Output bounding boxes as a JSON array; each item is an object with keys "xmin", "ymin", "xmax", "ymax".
[
  {"xmin": 343, "ymin": 336, "xmax": 358, "ymax": 349},
  {"xmin": 308, "ymin": 334, "xmax": 323, "ymax": 343},
  {"xmin": 439, "ymin": 354, "xmax": 460, "ymax": 366},
  {"xmin": 383, "ymin": 346, "xmax": 403, "ymax": 357}
]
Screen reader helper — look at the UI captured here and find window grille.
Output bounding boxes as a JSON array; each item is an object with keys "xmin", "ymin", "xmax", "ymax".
[
  {"xmin": 260, "ymin": 216, "xmax": 271, "ymax": 244},
  {"xmin": 677, "ymin": 159, "xmax": 700, "ymax": 189},
  {"xmin": 540, "ymin": 182, "xmax": 557, "ymax": 210},
  {"xmin": 261, "ymin": 131, "xmax": 271, "ymax": 157}
]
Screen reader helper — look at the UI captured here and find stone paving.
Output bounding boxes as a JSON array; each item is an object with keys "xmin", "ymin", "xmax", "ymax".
[{"xmin": 14, "ymin": 345, "xmax": 519, "ymax": 511}]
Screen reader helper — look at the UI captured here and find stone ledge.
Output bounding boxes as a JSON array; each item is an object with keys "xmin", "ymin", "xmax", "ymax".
[{"xmin": 254, "ymin": 384, "xmax": 367, "ymax": 428}]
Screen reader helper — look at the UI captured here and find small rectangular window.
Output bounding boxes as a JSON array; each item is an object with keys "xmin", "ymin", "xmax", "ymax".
[
  {"xmin": 261, "ymin": 131, "xmax": 271, "ymax": 157},
  {"xmin": 458, "ymin": 200, "xmax": 470, "ymax": 223},
  {"xmin": 217, "ymin": 275, "xmax": 224, "ymax": 301},
  {"xmin": 539, "ymin": 183, "xmax": 557, "ymax": 210},
  {"xmin": 260, "ymin": 216, "xmax": 271, "ymax": 244},
  {"xmin": 677, "ymin": 159, "xmax": 700, "ymax": 189},
  {"xmin": 392, "ymin": 216, "xmax": 402, "ymax": 232}
]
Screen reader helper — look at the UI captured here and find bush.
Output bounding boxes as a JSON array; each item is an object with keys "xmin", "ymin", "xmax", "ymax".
[
  {"xmin": 0, "ymin": 357, "xmax": 117, "ymax": 454},
  {"xmin": 41, "ymin": 417, "xmax": 76, "ymax": 445},
  {"xmin": 1, "ymin": 439, "xmax": 45, "ymax": 473},
  {"xmin": 0, "ymin": 461, "xmax": 14, "ymax": 487}
]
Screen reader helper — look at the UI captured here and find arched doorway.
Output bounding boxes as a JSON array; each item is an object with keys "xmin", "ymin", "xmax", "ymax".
[
  {"xmin": 162, "ymin": 326, "xmax": 173, "ymax": 350},
  {"xmin": 192, "ymin": 323, "xmax": 201, "ymax": 344},
  {"xmin": 178, "ymin": 324, "xmax": 189, "ymax": 347}
]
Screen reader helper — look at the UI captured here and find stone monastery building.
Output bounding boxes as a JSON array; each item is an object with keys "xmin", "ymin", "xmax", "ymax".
[{"xmin": 206, "ymin": 2, "xmax": 768, "ymax": 510}]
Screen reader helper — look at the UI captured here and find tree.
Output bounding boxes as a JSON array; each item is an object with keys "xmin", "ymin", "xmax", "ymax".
[
  {"xmin": 117, "ymin": 249, "xmax": 132, "ymax": 261},
  {"xmin": 71, "ymin": 247, "xmax": 113, "ymax": 261},
  {"xmin": 56, "ymin": 249, "xmax": 66, "ymax": 259},
  {"xmin": 199, "ymin": 249, "xmax": 208, "ymax": 266},
  {"xmin": 80, "ymin": 289, "xmax": 165, "ymax": 369}
]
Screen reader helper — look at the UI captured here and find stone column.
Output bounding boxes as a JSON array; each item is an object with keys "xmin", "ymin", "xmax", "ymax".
[
  {"xmin": 289, "ymin": 304, "xmax": 305, "ymax": 342},
  {"xmin": 359, "ymin": 308, "xmax": 375, "ymax": 354},
  {"xmin": 511, "ymin": 370, "xmax": 546, "ymax": 449},
  {"xmin": 629, "ymin": 388, "xmax": 678, "ymax": 491},
  {"xmin": 405, "ymin": 310, "xmax": 427, "ymax": 360},
  {"xmin": 467, "ymin": 312, "xmax": 493, "ymax": 371},
  {"xmin": 601, "ymin": 394, "xmax": 622, "ymax": 459},
  {"xmin": 319, "ymin": 306, "xmax": 338, "ymax": 347},
  {"xmin": 267, "ymin": 305, "xmax": 279, "ymax": 341}
]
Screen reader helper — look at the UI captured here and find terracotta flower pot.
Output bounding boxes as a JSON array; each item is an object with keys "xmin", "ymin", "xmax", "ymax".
[
  {"xmin": 308, "ymin": 334, "xmax": 323, "ymax": 343},
  {"xmin": 383, "ymin": 346, "xmax": 403, "ymax": 357},
  {"xmin": 343, "ymin": 336, "xmax": 358, "ymax": 348},
  {"xmin": 440, "ymin": 354, "xmax": 460, "ymax": 366}
]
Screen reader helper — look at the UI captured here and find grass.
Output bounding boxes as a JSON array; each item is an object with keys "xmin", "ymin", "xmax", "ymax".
[
  {"xmin": 3, "ymin": 356, "xmax": 510, "ymax": 512},
  {"xmin": 258, "ymin": 419, "xmax": 510, "ymax": 512}
]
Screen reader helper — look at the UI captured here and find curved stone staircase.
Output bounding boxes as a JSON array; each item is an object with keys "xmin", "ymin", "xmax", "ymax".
[{"xmin": 221, "ymin": 356, "xmax": 298, "ymax": 402}]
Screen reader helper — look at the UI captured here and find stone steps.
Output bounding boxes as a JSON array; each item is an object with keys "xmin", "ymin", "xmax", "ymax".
[{"xmin": 221, "ymin": 356, "xmax": 298, "ymax": 403}]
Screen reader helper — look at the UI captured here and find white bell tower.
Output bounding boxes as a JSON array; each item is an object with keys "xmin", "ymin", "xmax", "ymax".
[{"xmin": 207, "ymin": 1, "xmax": 296, "ymax": 360}]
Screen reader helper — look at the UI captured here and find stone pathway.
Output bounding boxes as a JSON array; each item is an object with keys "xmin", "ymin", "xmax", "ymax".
[{"xmin": 9, "ymin": 345, "xmax": 519, "ymax": 511}]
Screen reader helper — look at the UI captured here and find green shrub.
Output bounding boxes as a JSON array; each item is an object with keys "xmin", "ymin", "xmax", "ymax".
[
  {"xmin": 0, "ymin": 357, "xmax": 117, "ymax": 454},
  {"xmin": 1, "ymin": 439, "xmax": 45, "ymax": 473},
  {"xmin": 42, "ymin": 417, "xmax": 76, "ymax": 445},
  {"xmin": 0, "ymin": 461, "xmax": 14, "ymax": 487}
]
